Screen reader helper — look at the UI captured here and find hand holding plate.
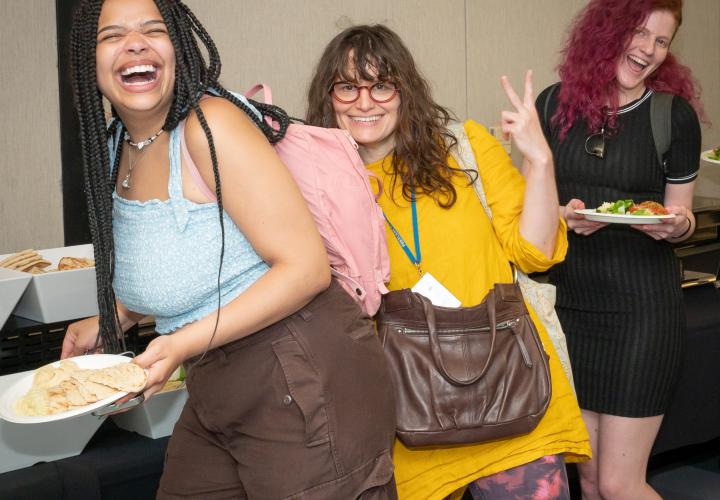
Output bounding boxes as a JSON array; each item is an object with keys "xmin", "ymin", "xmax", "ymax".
[
  {"xmin": 134, "ymin": 335, "xmax": 184, "ymax": 402},
  {"xmin": 564, "ymin": 199, "xmax": 608, "ymax": 236},
  {"xmin": 631, "ymin": 206, "xmax": 687, "ymax": 240}
]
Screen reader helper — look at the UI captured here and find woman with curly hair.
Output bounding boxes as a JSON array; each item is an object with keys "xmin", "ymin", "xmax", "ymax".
[
  {"xmin": 537, "ymin": 0, "xmax": 702, "ymax": 498},
  {"xmin": 307, "ymin": 24, "xmax": 590, "ymax": 500},
  {"xmin": 61, "ymin": 0, "xmax": 397, "ymax": 497}
]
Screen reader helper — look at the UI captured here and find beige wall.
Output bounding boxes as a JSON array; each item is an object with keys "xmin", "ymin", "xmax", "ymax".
[
  {"xmin": 0, "ymin": 0, "xmax": 62, "ymax": 254},
  {"xmin": 674, "ymin": 0, "xmax": 720, "ymax": 196},
  {"xmin": 2, "ymin": 0, "xmax": 719, "ymax": 253},
  {"xmin": 186, "ymin": 0, "xmax": 468, "ymax": 119}
]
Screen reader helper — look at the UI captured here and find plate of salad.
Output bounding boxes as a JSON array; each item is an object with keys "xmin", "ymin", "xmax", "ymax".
[
  {"xmin": 575, "ymin": 199, "xmax": 676, "ymax": 224},
  {"xmin": 701, "ymin": 148, "xmax": 720, "ymax": 165}
]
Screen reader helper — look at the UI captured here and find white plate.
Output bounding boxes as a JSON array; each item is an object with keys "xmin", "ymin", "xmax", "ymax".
[
  {"xmin": 0, "ymin": 354, "xmax": 132, "ymax": 424},
  {"xmin": 575, "ymin": 209, "xmax": 675, "ymax": 225},
  {"xmin": 701, "ymin": 150, "xmax": 720, "ymax": 165}
]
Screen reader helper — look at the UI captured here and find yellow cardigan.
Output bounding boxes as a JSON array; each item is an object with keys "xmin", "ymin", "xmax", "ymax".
[{"xmin": 367, "ymin": 120, "xmax": 591, "ymax": 500}]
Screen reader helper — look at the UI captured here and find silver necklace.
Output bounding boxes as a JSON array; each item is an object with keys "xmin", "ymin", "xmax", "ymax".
[
  {"xmin": 121, "ymin": 128, "xmax": 164, "ymax": 190},
  {"xmin": 125, "ymin": 128, "xmax": 164, "ymax": 150}
]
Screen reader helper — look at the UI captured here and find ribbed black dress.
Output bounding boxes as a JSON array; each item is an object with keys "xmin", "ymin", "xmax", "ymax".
[{"xmin": 537, "ymin": 86, "xmax": 701, "ymax": 417}]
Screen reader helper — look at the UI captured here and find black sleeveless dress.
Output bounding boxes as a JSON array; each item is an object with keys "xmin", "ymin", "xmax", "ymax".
[{"xmin": 537, "ymin": 86, "xmax": 701, "ymax": 417}]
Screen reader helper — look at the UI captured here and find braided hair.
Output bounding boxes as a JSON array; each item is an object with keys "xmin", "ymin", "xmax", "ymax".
[{"xmin": 70, "ymin": 0, "xmax": 289, "ymax": 353}]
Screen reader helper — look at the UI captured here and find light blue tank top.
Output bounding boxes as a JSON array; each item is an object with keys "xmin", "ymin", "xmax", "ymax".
[{"xmin": 111, "ymin": 122, "xmax": 269, "ymax": 333}]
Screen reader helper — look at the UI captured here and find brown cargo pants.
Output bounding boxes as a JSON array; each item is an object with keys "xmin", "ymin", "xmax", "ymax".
[{"xmin": 157, "ymin": 281, "xmax": 397, "ymax": 499}]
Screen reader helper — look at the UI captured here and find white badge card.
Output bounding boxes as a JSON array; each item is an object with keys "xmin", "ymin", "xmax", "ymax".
[{"xmin": 411, "ymin": 272, "xmax": 462, "ymax": 308}]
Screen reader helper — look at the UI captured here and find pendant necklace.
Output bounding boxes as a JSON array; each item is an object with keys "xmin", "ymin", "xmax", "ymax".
[{"xmin": 121, "ymin": 128, "xmax": 164, "ymax": 190}]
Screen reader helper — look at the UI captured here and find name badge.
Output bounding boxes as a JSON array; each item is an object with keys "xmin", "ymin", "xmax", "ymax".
[{"xmin": 412, "ymin": 272, "xmax": 461, "ymax": 308}]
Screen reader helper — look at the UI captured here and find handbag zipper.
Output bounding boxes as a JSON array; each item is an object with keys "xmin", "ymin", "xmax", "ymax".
[
  {"xmin": 398, "ymin": 318, "xmax": 520, "ymax": 336},
  {"xmin": 396, "ymin": 318, "xmax": 534, "ymax": 368}
]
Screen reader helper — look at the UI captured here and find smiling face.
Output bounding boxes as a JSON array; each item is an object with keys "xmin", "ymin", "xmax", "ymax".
[
  {"xmin": 95, "ymin": 0, "xmax": 176, "ymax": 123},
  {"xmin": 331, "ymin": 65, "xmax": 401, "ymax": 164},
  {"xmin": 615, "ymin": 9, "xmax": 677, "ymax": 104}
]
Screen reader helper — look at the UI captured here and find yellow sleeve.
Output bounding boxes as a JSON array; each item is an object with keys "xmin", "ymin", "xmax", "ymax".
[{"xmin": 462, "ymin": 120, "xmax": 567, "ymax": 273}]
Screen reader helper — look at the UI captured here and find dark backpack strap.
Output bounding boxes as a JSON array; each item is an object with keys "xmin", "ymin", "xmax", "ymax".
[
  {"xmin": 543, "ymin": 83, "xmax": 560, "ymax": 125},
  {"xmin": 650, "ymin": 91, "xmax": 673, "ymax": 175}
]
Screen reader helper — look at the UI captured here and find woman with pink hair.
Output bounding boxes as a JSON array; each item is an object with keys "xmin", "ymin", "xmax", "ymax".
[{"xmin": 538, "ymin": 1, "xmax": 702, "ymax": 498}]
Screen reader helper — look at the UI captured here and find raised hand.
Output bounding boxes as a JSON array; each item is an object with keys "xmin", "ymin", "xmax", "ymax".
[{"xmin": 500, "ymin": 70, "xmax": 552, "ymax": 166}]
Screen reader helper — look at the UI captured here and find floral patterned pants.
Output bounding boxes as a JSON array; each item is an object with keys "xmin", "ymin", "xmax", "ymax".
[{"xmin": 468, "ymin": 454, "xmax": 570, "ymax": 500}]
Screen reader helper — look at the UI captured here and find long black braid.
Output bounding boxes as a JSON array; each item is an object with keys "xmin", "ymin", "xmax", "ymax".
[{"xmin": 70, "ymin": 0, "xmax": 290, "ymax": 353}]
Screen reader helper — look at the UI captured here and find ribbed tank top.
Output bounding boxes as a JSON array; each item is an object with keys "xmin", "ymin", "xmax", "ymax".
[{"xmin": 111, "ymin": 122, "xmax": 269, "ymax": 333}]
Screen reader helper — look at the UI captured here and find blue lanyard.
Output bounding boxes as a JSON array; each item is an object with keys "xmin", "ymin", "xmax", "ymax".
[{"xmin": 384, "ymin": 191, "xmax": 422, "ymax": 276}]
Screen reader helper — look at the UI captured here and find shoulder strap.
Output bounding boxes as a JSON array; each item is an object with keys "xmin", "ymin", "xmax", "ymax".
[
  {"xmin": 448, "ymin": 123, "xmax": 529, "ymax": 281},
  {"xmin": 650, "ymin": 91, "xmax": 673, "ymax": 174},
  {"xmin": 179, "ymin": 119, "xmax": 217, "ymax": 201},
  {"xmin": 543, "ymin": 83, "xmax": 560, "ymax": 125},
  {"xmin": 447, "ymin": 122, "xmax": 492, "ymax": 221}
]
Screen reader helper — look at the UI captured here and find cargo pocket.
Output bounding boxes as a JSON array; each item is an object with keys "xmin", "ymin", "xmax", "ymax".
[{"xmin": 272, "ymin": 336, "xmax": 330, "ymax": 447}]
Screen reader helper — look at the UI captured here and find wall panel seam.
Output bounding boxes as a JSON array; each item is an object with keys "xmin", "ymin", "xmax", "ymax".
[{"xmin": 464, "ymin": 0, "xmax": 469, "ymax": 119}]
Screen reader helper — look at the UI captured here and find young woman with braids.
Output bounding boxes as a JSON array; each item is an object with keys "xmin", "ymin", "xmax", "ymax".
[
  {"xmin": 60, "ymin": 0, "xmax": 397, "ymax": 497},
  {"xmin": 306, "ymin": 25, "xmax": 590, "ymax": 500},
  {"xmin": 537, "ymin": 1, "xmax": 702, "ymax": 498}
]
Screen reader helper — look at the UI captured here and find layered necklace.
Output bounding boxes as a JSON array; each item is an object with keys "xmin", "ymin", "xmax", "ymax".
[{"xmin": 121, "ymin": 128, "xmax": 165, "ymax": 190}]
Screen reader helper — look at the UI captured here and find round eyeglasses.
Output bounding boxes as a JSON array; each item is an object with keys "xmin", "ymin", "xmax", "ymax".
[{"xmin": 330, "ymin": 81, "xmax": 399, "ymax": 104}]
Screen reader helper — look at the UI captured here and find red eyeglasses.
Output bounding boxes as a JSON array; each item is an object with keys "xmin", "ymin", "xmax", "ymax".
[{"xmin": 330, "ymin": 81, "xmax": 399, "ymax": 104}]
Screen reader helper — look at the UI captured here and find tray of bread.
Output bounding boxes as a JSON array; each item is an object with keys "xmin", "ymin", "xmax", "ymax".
[
  {"xmin": 0, "ymin": 249, "xmax": 94, "ymax": 274},
  {"xmin": 0, "ymin": 244, "xmax": 98, "ymax": 323}
]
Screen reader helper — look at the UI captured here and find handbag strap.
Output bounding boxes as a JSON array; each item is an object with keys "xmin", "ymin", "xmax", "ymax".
[
  {"xmin": 448, "ymin": 122, "xmax": 492, "ymax": 221},
  {"xmin": 418, "ymin": 292, "xmax": 497, "ymax": 386},
  {"xmin": 449, "ymin": 122, "xmax": 523, "ymax": 282}
]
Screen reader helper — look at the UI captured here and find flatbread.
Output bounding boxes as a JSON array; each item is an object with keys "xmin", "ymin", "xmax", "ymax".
[
  {"xmin": 86, "ymin": 363, "xmax": 147, "ymax": 392},
  {"xmin": 160, "ymin": 380, "xmax": 185, "ymax": 392},
  {"xmin": 68, "ymin": 372, "xmax": 100, "ymax": 403},
  {"xmin": 16, "ymin": 386, "xmax": 71, "ymax": 416},
  {"xmin": 0, "ymin": 249, "xmax": 35, "ymax": 268},
  {"xmin": 32, "ymin": 360, "xmax": 78, "ymax": 388},
  {"xmin": 15, "ymin": 388, "xmax": 52, "ymax": 416},
  {"xmin": 15, "ymin": 359, "xmax": 144, "ymax": 417},
  {"xmin": 1, "ymin": 250, "xmax": 95, "ymax": 273},
  {"xmin": 57, "ymin": 380, "xmax": 87, "ymax": 407},
  {"xmin": 58, "ymin": 256, "xmax": 95, "ymax": 270},
  {"xmin": 70, "ymin": 370, "xmax": 117, "ymax": 400},
  {"xmin": 19, "ymin": 259, "xmax": 51, "ymax": 272}
]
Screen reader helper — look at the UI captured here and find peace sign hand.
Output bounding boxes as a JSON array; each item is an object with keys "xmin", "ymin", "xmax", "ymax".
[{"xmin": 500, "ymin": 70, "xmax": 552, "ymax": 166}]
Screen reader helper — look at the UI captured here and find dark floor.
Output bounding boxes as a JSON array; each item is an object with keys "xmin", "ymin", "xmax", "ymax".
[{"xmin": 648, "ymin": 438, "xmax": 720, "ymax": 500}]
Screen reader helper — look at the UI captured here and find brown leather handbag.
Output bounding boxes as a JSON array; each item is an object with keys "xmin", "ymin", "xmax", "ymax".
[{"xmin": 376, "ymin": 282, "xmax": 551, "ymax": 447}]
